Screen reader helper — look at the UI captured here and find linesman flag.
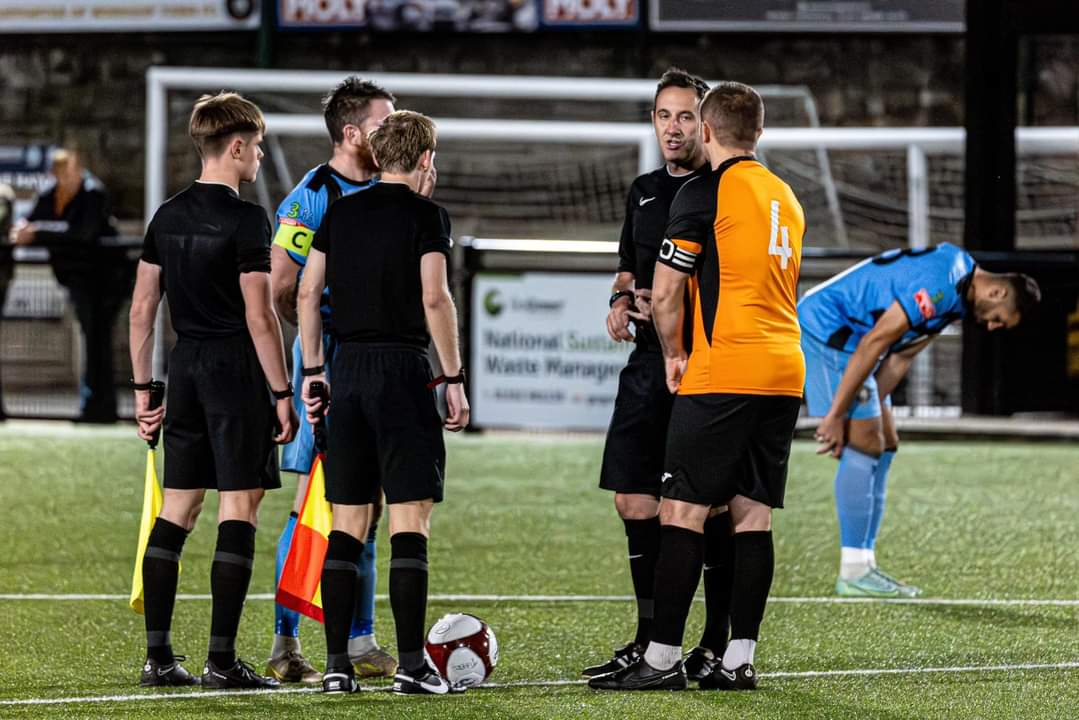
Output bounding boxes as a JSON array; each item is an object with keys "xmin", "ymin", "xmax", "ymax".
[
  {"xmin": 130, "ymin": 382, "xmax": 174, "ymax": 614},
  {"xmin": 276, "ymin": 453, "xmax": 333, "ymax": 621},
  {"xmin": 276, "ymin": 381, "xmax": 332, "ymax": 622}
]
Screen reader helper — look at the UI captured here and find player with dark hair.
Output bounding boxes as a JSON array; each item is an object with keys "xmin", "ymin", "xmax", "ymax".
[
  {"xmin": 583, "ymin": 67, "xmax": 731, "ymax": 682},
  {"xmin": 592, "ymin": 81, "xmax": 805, "ymax": 692},
  {"xmin": 298, "ymin": 110, "xmax": 469, "ymax": 696},
  {"xmin": 266, "ymin": 76, "xmax": 399, "ymax": 683},
  {"xmin": 129, "ymin": 92, "xmax": 297, "ymax": 689},
  {"xmin": 801, "ymin": 247, "xmax": 1041, "ymax": 597}
]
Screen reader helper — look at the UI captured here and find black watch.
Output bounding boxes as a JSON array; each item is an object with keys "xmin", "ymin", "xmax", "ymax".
[
  {"xmin": 271, "ymin": 383, "xmax": 294, "ymax": 400},
  {"xmin": 609, "ymin": 290, "xmax": 634, "ymax": 308},
  {"xmin": 301, "ymin": 364, "xmax": 324, "ymax": 377}
]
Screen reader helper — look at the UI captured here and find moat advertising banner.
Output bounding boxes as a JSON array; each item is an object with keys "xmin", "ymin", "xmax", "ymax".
[
  {"xmin": 650, "ymin": 0, "xmax": 963, "ymax": 33},
  {"xmin": 0, "ymin": 0, "xmax": 260, "ymax": 32},
  {"xmin": 471, "ymin": 272, "xmax": 632, "ymax": 430}
]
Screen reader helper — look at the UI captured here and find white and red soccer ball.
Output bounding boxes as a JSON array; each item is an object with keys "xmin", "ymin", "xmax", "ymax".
[{"xmin": 425, "ymin": 613, "xmax": 499, "ymax": 687}]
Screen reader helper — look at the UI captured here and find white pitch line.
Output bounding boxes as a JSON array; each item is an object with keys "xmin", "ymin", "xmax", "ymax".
[
  {"xmin": 2, "ymin": 662, "xmax": 1078, "ymax": 706},
  {"xmin": 2, "ymin": 593, "xmax": 1079, "ymax": 607}
]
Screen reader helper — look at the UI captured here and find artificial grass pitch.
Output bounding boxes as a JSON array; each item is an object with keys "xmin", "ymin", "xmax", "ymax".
[{"xmin": 0, "ymin": 427, "xmax": 1077, "ymax": 718}]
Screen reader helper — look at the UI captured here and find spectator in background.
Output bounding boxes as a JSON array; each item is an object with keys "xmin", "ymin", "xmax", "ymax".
[
  {"xmin": 9, "ymin": 149, "xmax": 133, "ymax": 423},
  {"xmin": 0, "ymin": 183, "xmax": 13, "ymax": 421}
]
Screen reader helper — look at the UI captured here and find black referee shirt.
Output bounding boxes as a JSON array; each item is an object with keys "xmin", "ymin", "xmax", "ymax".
[
  {"xmin": 617, "ymin": 164, "xmax": 708, "ymax": 346},
  {"xmin": 312, "ymin": 182, "xmax": 452, "ymax": 348},
  {"xmin": 141, "ymin": 182, "xmax": 272, "ymax": 341}
]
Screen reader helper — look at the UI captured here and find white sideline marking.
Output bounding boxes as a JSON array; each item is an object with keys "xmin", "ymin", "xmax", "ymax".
[
  {"xmin": 2, "ymin": 662, "xmax": 1077, "ymax": 706},
  {"xmin": 3, "ymin": 593, "xmax": 1079, "ymax": 607}
]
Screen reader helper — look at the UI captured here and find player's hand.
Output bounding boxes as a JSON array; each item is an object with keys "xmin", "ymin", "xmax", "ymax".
[
  {"xmin": 815, "ymin": 413, "xmax": 846, "ymax": 458},
  {"xmin": 606, "ymin": 296, "xmax": 634, "ymax": 342},
  {"xmin": 628, "ymin": 288, "xmax": 652, "ymax": 323},
  {"xmin": 444, "ymin": 383, "xmax": 470, "ymax": 432},
  {"xmin": 302, "ymin": 374, "xmax": 330, "ymax": 424},
  {"xmin": 133, "ymin": 389, "xmax": 164, "ymax": 442},
  {"xmin": 664, "ymin": 352, "xmax": 687, "ymax": 394},
  {"xmin": 273, "ymin": 398, "xmax": 298, "ymax": 445},
  {"xmin": 11, "ymin": 221, "xmax": 34, "ymax": 246}
]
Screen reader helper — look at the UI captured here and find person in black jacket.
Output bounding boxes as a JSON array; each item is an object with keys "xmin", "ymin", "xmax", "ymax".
[{"xmin": 10, "ymin": 149, "xmax": 132, "ymax": 422}]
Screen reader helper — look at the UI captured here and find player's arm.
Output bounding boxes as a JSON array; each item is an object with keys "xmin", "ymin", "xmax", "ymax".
[
  {"xmin": 270, "ymin": 196, "xmax": 318, "ymax": 326},
  {"xmin": 875, "ymin": 337, "xmax": 932, "ymax": 399},
  {"xmin": 815, "ymin": 300, "xmax": 911, "ymax": 457},
  {"xmin": 421, "ymin": 207, "xmax": 468, "ymax": 432},
  {"xmin": 297, "ymin": 247, "xmax": 327, "ymax": 424},
  {"xmin": 240, "ymin": 271, "xmax": 295, "ymax": 445},
  {"xmin": 608, "ymin": 185, "xmax": 637, "ymax": 341},
  {"xmin": 129, "ymin": 259, "xmax": 163, "ymax": 442},
  {"xmin": 652, "ymin": 261, "xmax": 690, "ymax": 393},
  {"xmin": 270, "ymin": 244, "xmax": 301, "ymax": 327}
]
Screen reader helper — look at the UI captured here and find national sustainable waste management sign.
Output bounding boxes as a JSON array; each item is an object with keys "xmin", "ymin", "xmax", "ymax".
[{"xmin": 472, "ymin": 273, "xmax": 632, "ymax": 430}]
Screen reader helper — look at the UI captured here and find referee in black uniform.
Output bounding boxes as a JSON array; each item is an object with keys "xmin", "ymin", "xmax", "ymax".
[
  {"xmin": 584, "ymin": 68, "xmax": 732, "ymax": 681},
  {"xmin": 297, "ymin": 110, "xmax": 469, "ymax": 696},
  {"xmin": 129, "ymin": 92, "xmax": 296, "ymax": 689}
]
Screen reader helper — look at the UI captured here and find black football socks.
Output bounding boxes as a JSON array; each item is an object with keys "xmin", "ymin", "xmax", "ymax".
[
  {"xmin": 143, "ymin": 518, "xmax": 188, "ymax": 664},
  {"xmin": 700, "ymin": 512, "xmax": 735, "ymax": 655},
  {"xmin": 208, "ymin": 520, "xmax": 256, "ymax": 668},
  {"xmin": 390, "ymin": 532, "xmax": 429, "ymax": 673},
  {"xmin": 622, "ymin": 516, "xmax": 661, "ymax": 647},
  {"xmin": 729, "ymin": 531, "xmax": 774, "ymax": 643},
  {"xmin": 322, "ymin": 530, "xmax": 364, "ymax": 673},
  {"xmin": 649, "ymin": 526, "xmax": 705, "ymax": 657}
]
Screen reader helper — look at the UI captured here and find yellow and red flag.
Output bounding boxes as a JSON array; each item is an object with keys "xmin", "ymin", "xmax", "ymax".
[{"xmin": 276, "ymin": 453, "xmax": 333, "ymax": 622}]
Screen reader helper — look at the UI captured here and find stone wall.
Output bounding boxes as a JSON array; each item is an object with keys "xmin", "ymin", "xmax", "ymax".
[{"xmin": 3, "ymin": 30, "xmax": 1072, "ymax": 221}]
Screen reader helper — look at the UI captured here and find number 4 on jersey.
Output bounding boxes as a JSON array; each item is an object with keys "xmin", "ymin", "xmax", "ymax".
[{"xmin": 769, "ymin": 199, "xmax": 793, "ymax": 270}]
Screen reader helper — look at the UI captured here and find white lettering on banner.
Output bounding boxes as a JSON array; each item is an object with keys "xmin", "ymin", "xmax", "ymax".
[
  {"xmin": 0, "ymin": 1, "xmax": 260, "ymax": 31},
  {"xmin": 471, "ymin": 273, "xmax": 633, "ymax": 430},
  {"xmin": 544, "ymin": 0, "xmax": 635, "ymax": 22},
  {"xmin": 281, "ymin": 0, "xmax": 366, "ymax": 24}
]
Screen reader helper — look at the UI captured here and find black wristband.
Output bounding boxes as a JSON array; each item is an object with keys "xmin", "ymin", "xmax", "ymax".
[
  {"xmin": 301, "ymin": 364, "xmax": 324, "ymax": 377},
  {"xmin": 271, "ymin": 383, "xmax": 294, "ymax": 400},
  {"xmin": 444, "ymin": 369, "xmax": 466, "ymax": 385},
  {"xmin": 609, "ymin": 290, "xmax": 634, "ymax": 308},
  {"xmin": 130, "ymin": 378, "xmax": 154, "ymax": 391}
]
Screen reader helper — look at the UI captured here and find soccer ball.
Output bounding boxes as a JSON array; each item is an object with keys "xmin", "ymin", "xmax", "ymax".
[{"xmin": 425, "ymin": 613, "xmax": 499, "ymax": 687}]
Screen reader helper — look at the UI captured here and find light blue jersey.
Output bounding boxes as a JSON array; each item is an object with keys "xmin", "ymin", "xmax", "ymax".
[
  {"xmin": 272, "ymin": 164, "xmax": 376, "ymax": 329},
  {"xmin": 799, "ymin": 243, "xmax": 976, "ymax": 354},
  {"xmin": 275, "ymin": 164, "xmax": 375, "ymax": 473}
]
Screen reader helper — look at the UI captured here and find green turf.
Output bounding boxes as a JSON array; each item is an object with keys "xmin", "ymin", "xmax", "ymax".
[{"xmin": 1, "ymin": 427, "xmax": 1077, "ymax": 718}]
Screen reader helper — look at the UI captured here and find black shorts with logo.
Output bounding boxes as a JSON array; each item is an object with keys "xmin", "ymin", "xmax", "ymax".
[
  {"xmin": 599, "ymin": 343, "xmax": 675, "ymax": 496},
  {"xmin": 324, "ymin": 343, "xmax": 446, "ymax": 506},
  {"xmin": 163, "ymin": 335, "xmax": 280, "ymax": 492},
  {"xmin": 662, "ymin": 393, "xmax": 801, "ymax": 508}
]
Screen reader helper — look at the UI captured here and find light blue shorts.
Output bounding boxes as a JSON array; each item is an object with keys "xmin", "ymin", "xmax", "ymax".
[
  {"xmin": 280, "ymin": 332, "xmax": 337, "ymax": 474},
  {"xmin": 801, "ymin": 333, "xmax": 889, "ymax": 421}
]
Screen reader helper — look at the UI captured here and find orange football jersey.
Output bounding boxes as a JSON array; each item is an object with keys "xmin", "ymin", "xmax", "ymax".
[{"xmin": 659, "ymin": 156, "xmax": 805, "ymax": 397}]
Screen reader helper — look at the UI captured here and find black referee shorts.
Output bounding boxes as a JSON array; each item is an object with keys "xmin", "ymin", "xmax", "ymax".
[
  {"xmin": 662, "ymin": 393, "xmax": 800, "ymax": 509},
  {"xmin": 163, "ymin": 335, "xmax": 279, "ymax": 492},
  {"xmin": 324, "ymin": 343, "xmax": 446, "ymax": 506},
  {"xmin": 599, "ymin": 345, "xmax": 675, "ymax": 497}
]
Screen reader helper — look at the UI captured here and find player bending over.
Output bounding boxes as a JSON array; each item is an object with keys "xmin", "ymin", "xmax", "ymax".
[
  {"xmin": 800, "ymin": 245, "xmax": 1041, "ymax": 597},
  {"xmin": 584, "ymin": 68, "xmax": 733, "ymax": 683},
  {"xmin": 592, "ymin": 81, "xmax": 805, "ymax": 692},
  {"xmin": 266, "ymin": 76, "xmax": 398, "ymax": 684},
  {"xmin": 297, "ymin": 111, "xmax": 470, "ymax": 696},
  {"xmin": 130, "ymin": 92, "xmax": 297, "ymax": 689}
]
